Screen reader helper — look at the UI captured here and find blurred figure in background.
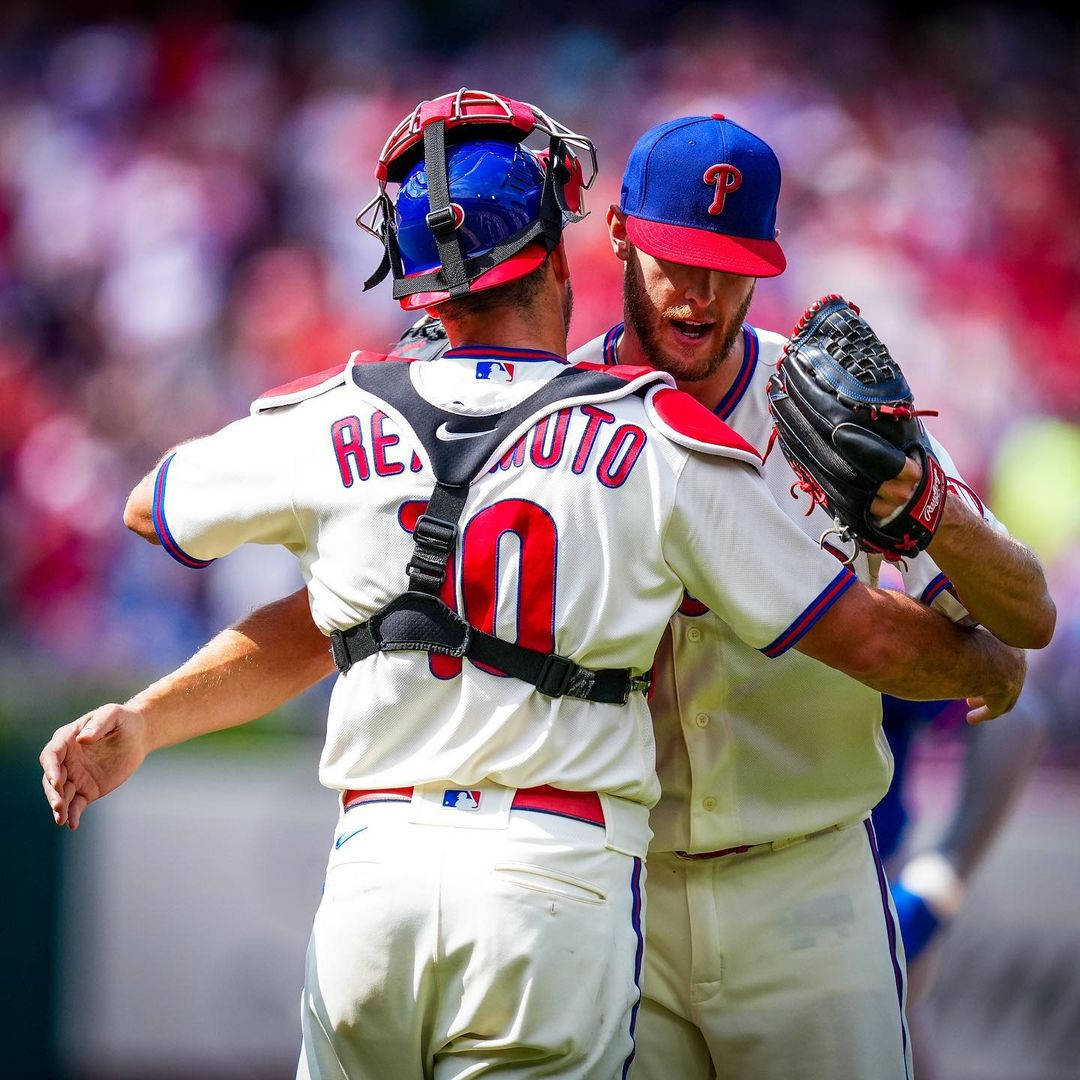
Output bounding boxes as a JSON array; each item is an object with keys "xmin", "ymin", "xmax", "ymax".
[
  {"xmin": 874, "ymin": 418, "xmax": 1080, "ymax": 1077},
  {"xmin": 875, "ymin": 690, "xmax": 1047, "ymax": 1079}
]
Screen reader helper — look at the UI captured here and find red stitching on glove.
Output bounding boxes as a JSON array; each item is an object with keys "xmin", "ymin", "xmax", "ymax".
[{"xmin": 789, "ymin": 465, "xmax": 828, "ymax": 516}]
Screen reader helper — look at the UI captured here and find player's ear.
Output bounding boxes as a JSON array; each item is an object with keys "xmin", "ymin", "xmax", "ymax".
[
  {"xmin": 550, "ymin": 241, "xmax": 570, "ymax": 284},
  {"xmin": 607, "ymin": 206, "xmax": 629, "ymax": 262}
]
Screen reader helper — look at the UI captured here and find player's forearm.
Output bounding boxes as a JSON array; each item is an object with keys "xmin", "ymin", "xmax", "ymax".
[
  {"xmin": 127, "ymin": 589, "xmax": 334, "ymax": 753},
  {"xmin": 799, "ymin": 584, "xmax": 1025, "ymax": 708},
  {"xmin": 857, "ymin": 623, "xmax": 1022, "ymax": 705},
  {"xmin": 926, "ymin": 497, "xmax": 1055, "ymax": 649}
]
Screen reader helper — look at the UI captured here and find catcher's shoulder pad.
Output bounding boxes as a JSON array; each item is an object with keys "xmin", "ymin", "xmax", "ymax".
[
  {"xmin": 573, "ymin": 361, "xmax": 666, "ymax": 383},
  {"xmin": 645, "ymin": 385, "xmax": 763, "ymax": 471},
  {"xmin": 250, "ymin": 350, "xmax": 391, "ymax": 414},
  {"xmin": 568, "ymin": 361, "xmax": 675, "ymax": 402}
]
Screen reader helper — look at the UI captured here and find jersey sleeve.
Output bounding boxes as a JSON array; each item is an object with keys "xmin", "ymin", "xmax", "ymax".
[
  {"xmin": 151, "ymin": 411, "xmax": 304, "ymax": 567},
  {"xmin": 899, "ymin": 431, "xmax": 1008, "ymax": 622},
  {"xmin": 663, "ymin": 451, "xmax": 858, "ymax": 656}
]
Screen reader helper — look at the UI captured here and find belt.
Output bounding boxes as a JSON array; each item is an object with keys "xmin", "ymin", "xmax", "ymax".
[
  {"xmin": 674, "ymin": 844, "xmax": 751, "ymax": 860},
  {"xmin": 343, "ymin": 784, "xmax": 606, "ymax": 828},
  {"xmin": 673, "ymin": 820, "xmax": 856, "ymax": 861}
]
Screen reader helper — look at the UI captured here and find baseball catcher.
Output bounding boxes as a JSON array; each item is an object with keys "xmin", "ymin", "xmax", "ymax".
[{"xmin": 767, "ymin": 294, "xmax": 948, "ymax": 561}]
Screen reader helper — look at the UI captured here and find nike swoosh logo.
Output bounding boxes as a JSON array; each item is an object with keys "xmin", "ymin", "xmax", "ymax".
[
  {"xmin": 334, "ymin": 827, "xmax": 368, "ymax": 849},
  {"xmin": 435, "ymin": 422, "xmax": 494, "ymax": 441}
]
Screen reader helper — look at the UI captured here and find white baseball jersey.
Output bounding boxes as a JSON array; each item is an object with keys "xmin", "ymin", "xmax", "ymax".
[
  {"xmin": 574, "ymin": 324, "xmax": 1004, "ymax": 852},
  {"xmin": 153, "ymin": 344, "xmax": 861, "ymax": 853}
]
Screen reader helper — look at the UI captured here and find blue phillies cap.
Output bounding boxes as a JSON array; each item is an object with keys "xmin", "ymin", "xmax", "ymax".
[{"xmin": 620, "ymin": 114, "xmax": 786, "ymax": 277}]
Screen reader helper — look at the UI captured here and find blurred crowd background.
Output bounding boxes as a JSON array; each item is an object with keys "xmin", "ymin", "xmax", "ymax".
[
  {"xmin": 0, "ymin": 2, "xmax": 1077, "ymax": 1077},
  {"xmin": 1, "ymin": 1, "xmax": 1077, "ymax": 706}
]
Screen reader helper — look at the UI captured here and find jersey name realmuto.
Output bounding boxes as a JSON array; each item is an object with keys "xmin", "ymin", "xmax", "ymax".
[
  {"xmin": 154, "ymin": 345, "xmax": 858, "ymax": 849},
  {"xmin": 573, "ymin": 325, "xmax": 1005, "ymax": 853}
]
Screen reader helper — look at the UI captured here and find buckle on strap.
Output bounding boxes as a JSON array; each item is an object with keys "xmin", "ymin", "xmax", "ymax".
[
  {"xmin": 413, "ymin": 513, "xmax": 456, "ymax": 551},
  {"xmin": 407, "ymin": 512, "xmax": 457, "ymax": 590},
  {"xmin": 534, "ymin": 654, "xmax": 575, "ymax": 697},
  {"xmin": 425, "ymin": 205, "xmax": 460, "ymax": 239},
  {"xmin": 330, "ymin": 629, "xmax": 352, "ymax": 673},
  {"xmin": 534, "ymin": 653, "xmax": 599, "ymax": 699}
]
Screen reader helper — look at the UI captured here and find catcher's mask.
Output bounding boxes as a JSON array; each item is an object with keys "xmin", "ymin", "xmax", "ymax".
[{"xmin": 356, "ymin": 88, "xmax": 597, "ymax": 311}]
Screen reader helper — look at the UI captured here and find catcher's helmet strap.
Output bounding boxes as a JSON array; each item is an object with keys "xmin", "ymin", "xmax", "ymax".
[
  {"xmin": 388, "ymin": 218, "xmax": 557, "ymax": 301},
  {"xmin": 421, "ymin": 120, "xmax": 470, "ymax": 298},
  {"xmin": 361, "ymin": 192, "xmax": 399, "ymax": 292},
  {"xmin": 363, "ymin": 240, "xmax": 392, "ymax": 293}
]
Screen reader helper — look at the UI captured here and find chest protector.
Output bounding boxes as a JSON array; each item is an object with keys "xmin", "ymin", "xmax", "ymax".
[{"xmin": 329, "ymin": 358, "xmax": 666, "ymax": 705}]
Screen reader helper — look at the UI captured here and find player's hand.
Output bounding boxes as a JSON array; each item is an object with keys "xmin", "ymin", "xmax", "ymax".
[
  {"xmin": 890, "ymin": 879, "xmax": 943, "ymax": 965},
  {"xmin": 39, "ymin": 704, "xmax": 150, "ymax": 830},
  {"xmin": 871, "ymin": 456, "xmax": 922, "ymax": 521},
  {"xmin": 892, "ymin": 851, "xmax": 965, "ymax": 965},
  {"xmin": 965, "ymin": 644, "xmax": 1026, "ymax": 724}
]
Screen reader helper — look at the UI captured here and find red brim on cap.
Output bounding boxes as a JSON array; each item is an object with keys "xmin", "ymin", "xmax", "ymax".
[
  {"xmin": 625, "ymin": 216, "xmax": 786, "ymax": 278},
  {"xmin": 400, "ymin": 242, "xmax": 550, "ymax": 311}
]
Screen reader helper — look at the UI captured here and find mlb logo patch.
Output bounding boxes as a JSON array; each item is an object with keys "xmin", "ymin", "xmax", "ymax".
[
  {"xmin": 475, "ymin": 361, "xmax": 515, "ymax": 383},
  {"xmin": 443, "ymin": 789, "xmax": 483, "ymax": 811}
]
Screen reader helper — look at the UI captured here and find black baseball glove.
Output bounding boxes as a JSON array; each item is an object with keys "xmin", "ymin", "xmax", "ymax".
[
  {"xmin": 392, "ymin": 314, "xmax": 449, "ymax": 361},
  {"xmin": 766, "ymin": 294, "xmax": 948, "ymax": 561}
]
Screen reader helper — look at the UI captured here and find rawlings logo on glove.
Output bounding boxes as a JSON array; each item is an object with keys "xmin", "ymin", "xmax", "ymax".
[{"xmin": 766, "ymin": 294, "xmax": 945, "ymax": 561}]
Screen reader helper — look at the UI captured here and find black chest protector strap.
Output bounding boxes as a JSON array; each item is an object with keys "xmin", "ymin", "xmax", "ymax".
[{"xmin": 328, "ymin": 361, "xmax": 653, "ymax": 705}]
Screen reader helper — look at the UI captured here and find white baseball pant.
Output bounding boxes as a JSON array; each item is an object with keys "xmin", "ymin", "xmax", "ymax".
[
  {"xmin": 297, "ymin": 784, "xmax": 648, "ymax": 1079},
  {"xmin": 630, "ymin": 818, "xmax": 912, "ymax": 1080}
]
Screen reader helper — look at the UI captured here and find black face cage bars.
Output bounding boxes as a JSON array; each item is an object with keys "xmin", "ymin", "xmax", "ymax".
[{"xmin": 355, "ymin": 89, "xmax": 598, "ymax": 302}]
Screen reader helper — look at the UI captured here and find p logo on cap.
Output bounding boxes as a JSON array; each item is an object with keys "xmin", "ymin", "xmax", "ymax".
[
  {"xmin": 620, "ymin": 115, "xmax": 786, "ymax": 278},
  {"xmin": 703, "ymin": 163, "xmax": 743, "ymax": 215}
]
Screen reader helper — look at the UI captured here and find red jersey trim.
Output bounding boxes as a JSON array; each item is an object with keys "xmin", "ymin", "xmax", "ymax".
[
  {"xmin": 920, "ymin": 572, "xmax": 952, "ymax": 605},
  {"xmin": 714, "ymin": 325, "xmax": 758, "ymax": 420},
  {"xmin": 152, "ymin": 453, "xmax": 215, "ymax": 569},
  {"xmin": 760, "ymin": 567, "xmax": 857, "ymax": 658},
  {"xmin": 253, "ymin": 362, "xmax": 348, "ymax": 404}
]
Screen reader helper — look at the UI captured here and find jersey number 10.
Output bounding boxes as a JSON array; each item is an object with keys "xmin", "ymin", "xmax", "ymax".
[{"xmin": 399, "ymin": 498, "xmax": 557, "ymax": 679}]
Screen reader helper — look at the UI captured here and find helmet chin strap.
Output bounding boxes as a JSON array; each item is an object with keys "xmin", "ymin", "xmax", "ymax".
[{"xmin": 361, "ymin": 195, "xmax": 394, "ymax": 293}]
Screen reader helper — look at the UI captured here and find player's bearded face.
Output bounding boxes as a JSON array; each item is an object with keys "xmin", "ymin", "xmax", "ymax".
[{"xmin": 624, "ymin": 245, "xmax": 754, "ymax": 382}]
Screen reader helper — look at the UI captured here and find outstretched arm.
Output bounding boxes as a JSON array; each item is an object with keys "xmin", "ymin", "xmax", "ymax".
[
  {"xmin": 875, "ymin": 459, "xmax": 1056, "ymax": 649},
  {"xmin": 797, "ymin": 581, "xmax": 1026, "ymax": 722},
  {"xmin": 41, "ymin": 588, "xmax": 332, "ymax": 829}
]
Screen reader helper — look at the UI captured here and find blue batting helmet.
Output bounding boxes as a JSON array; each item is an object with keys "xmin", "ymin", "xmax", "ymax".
[{"xmin": 395, "ymin": 140, "xmax": 546, "ymax": 279}]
